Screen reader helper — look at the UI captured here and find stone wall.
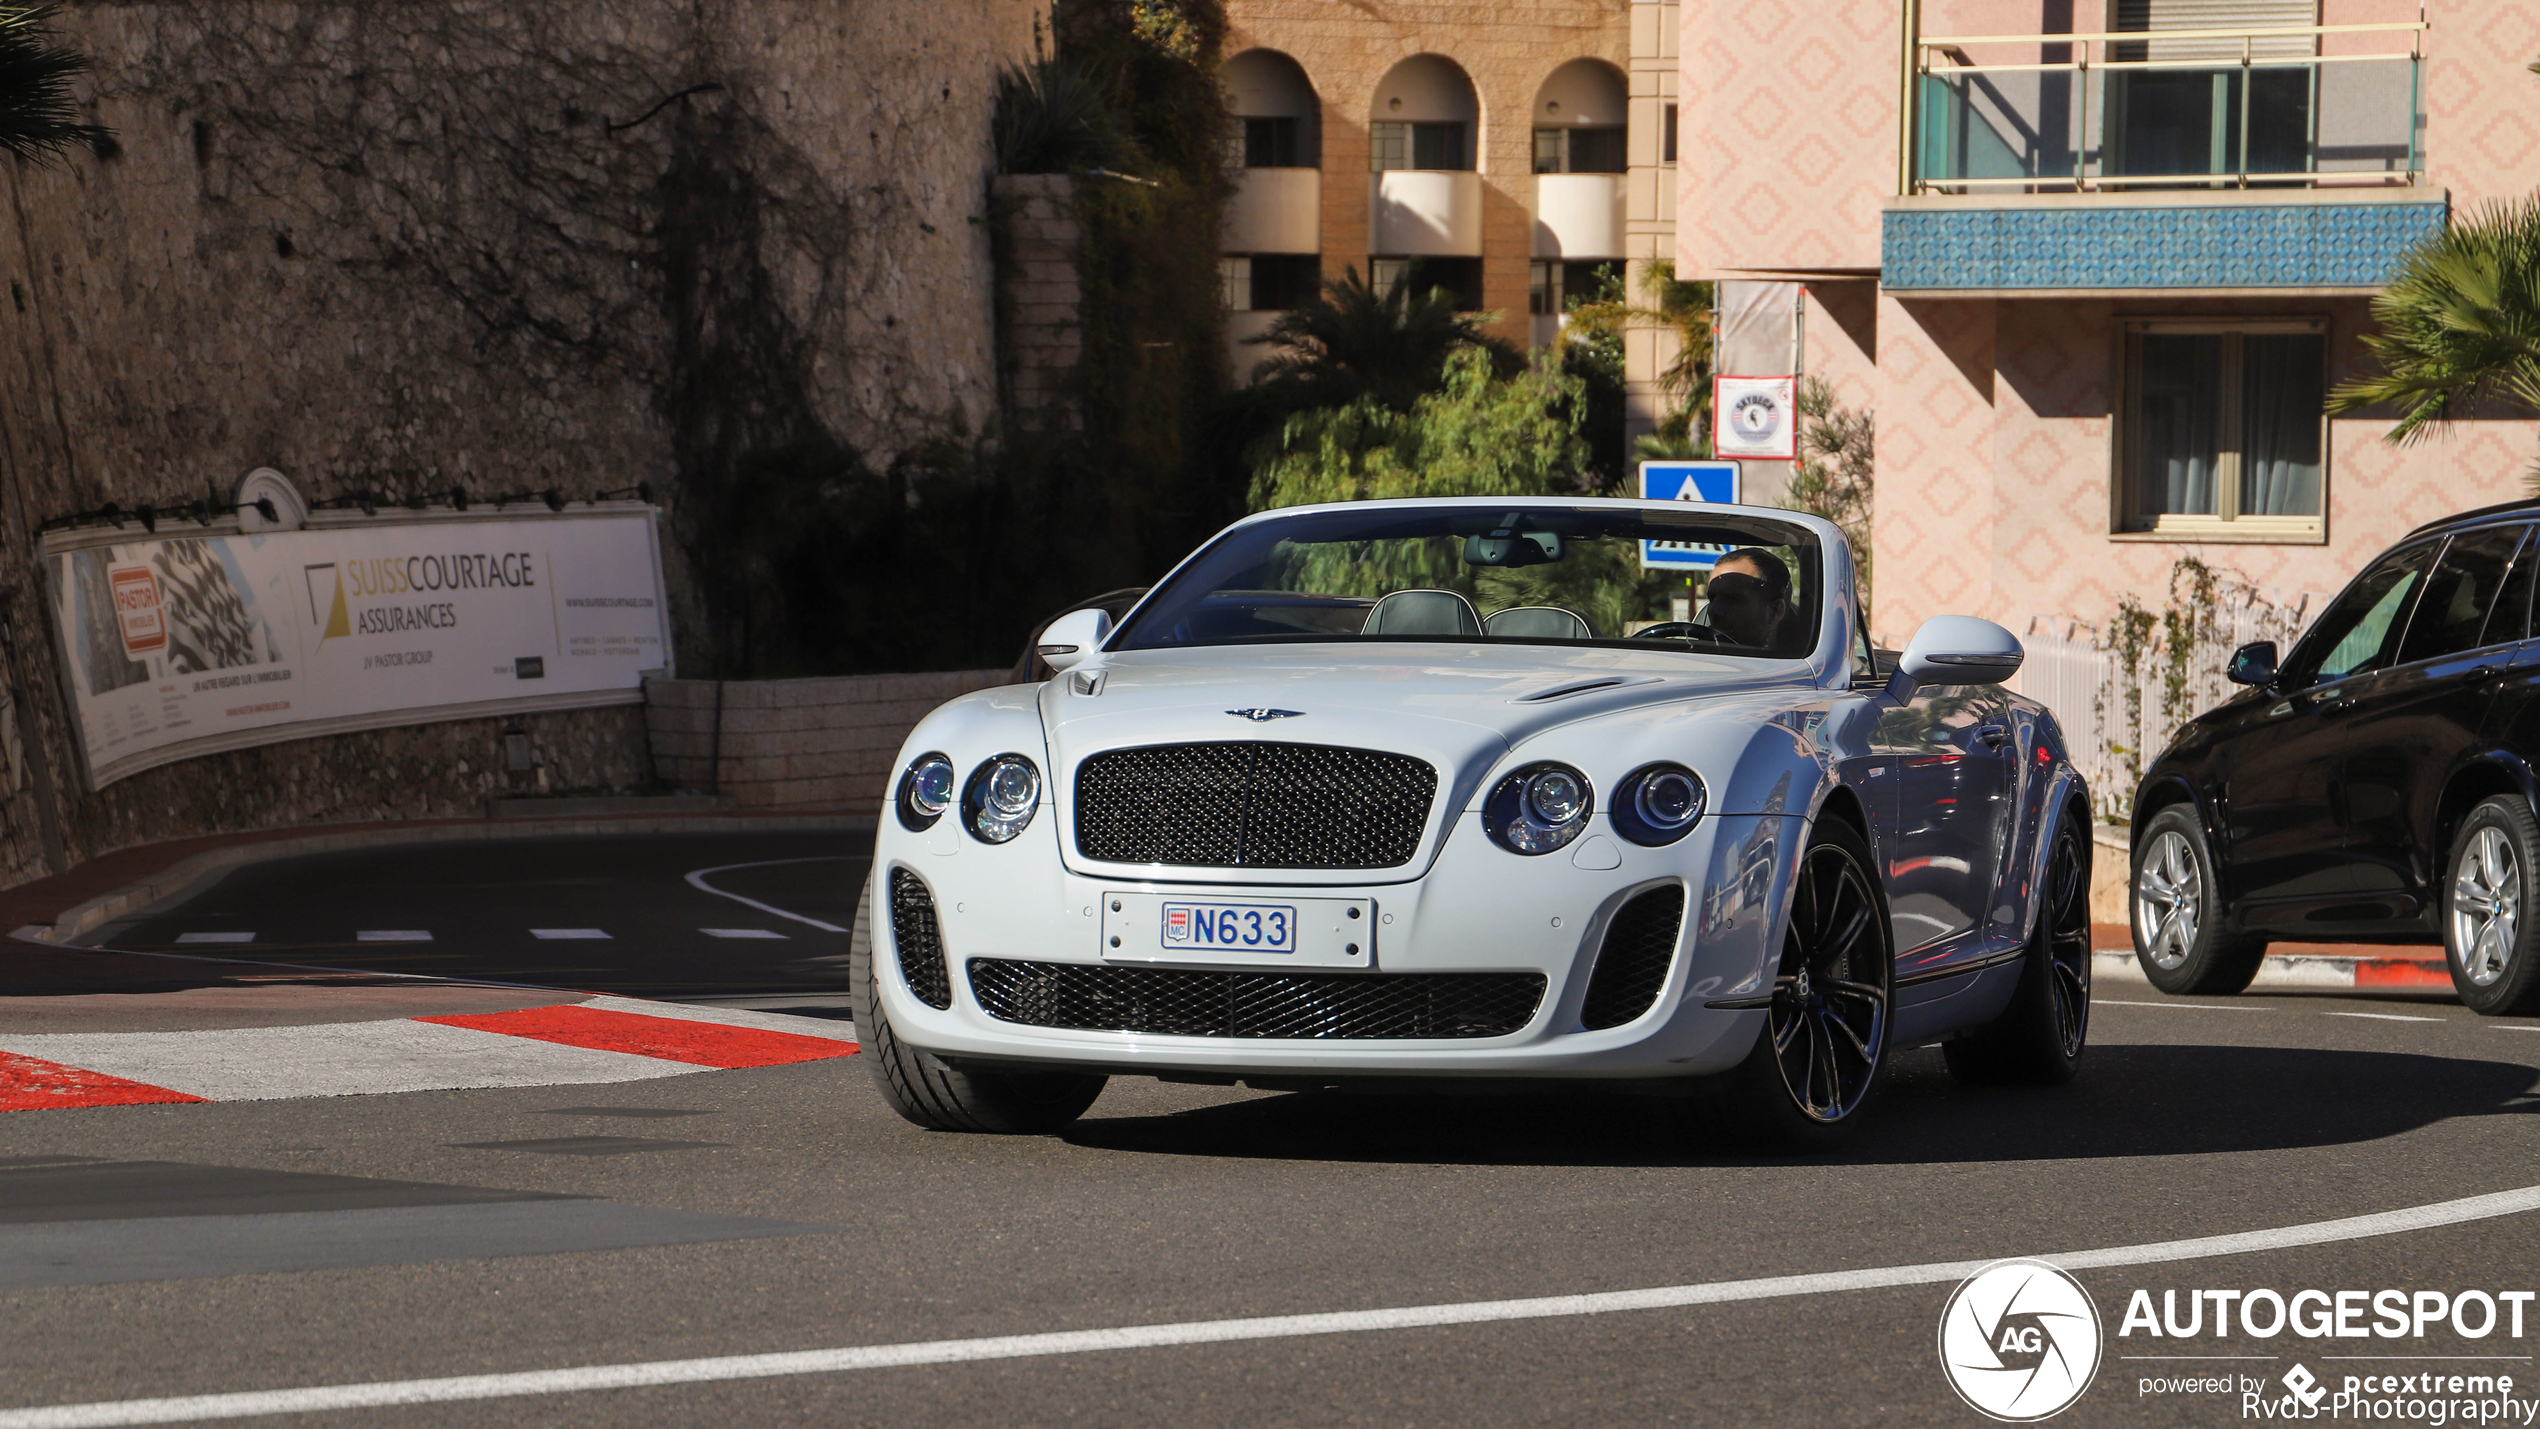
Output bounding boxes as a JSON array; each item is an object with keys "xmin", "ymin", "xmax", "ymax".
[
  {"xmin": 996, "ymin": 175, "xmax": 1086, "ymax": 434},
  {"xmin": 644, "ymin": 672, "xmax": 1014, "ymax": 812},
  {"xmin": 0, "ymin": 0, "xmax": 1041, "ymax": 886}
]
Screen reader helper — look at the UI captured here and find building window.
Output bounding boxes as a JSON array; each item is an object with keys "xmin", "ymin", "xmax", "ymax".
[
  {"xmin": 1220, "ymin": 255, "xmax": 1250, "ymax": 311},
  {"xmin": 1531, "ymin": 126, "xmax": 1626, "ymax": 175},
  {"xmin": 1222, "ymin": 254, "xmax": 1321, "ymax": 312},
  {"xmin": 1528, "ymin": 260, "xmax": 1620, "ymax": 317},
  {"xmin": 1663, "ymin": 103, "xmax": 1678, "ymax": 163},
  {"xmin": 1371, "ymin": 256, "xmax": 1482, "ymax": 311},
  {"xmin": 2117, "ymin": 319, "xmax": 2327, "ymax": 537},
  {"xmin": 1243, "ymin": 116, "xmax": 1306, "ymax": 168},
  {"xmin": 1371, "ymin": 121, "xmax": 1468, "ymax": 171}
]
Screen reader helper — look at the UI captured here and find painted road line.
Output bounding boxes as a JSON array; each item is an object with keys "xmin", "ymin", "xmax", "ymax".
[
  {"xmin": 417, "ymin": 1006, "xmax": 856, "ymax": 1068},
  {"xmin": 11, "ymin": 1183, "xmax": 2540, "ymax": 1428},
  {"xmin": 0, "ymin": 1022, "xmax": 697, "ymax": 1102},
  {"xmin": 0, "ymin": 1053, "xmax": 204, "ymax": 1112},
  {"xmin": 356, "ymin": 931, "xmax": 432, "ymax": 942},
  {"xmin": 2325, "ymin": 1012, "xmax": 2446, "ymax": 1023},
  {"xmin": 172, "ymin": 933, "xmax": 253, "ymax": 945},
  {"xmin": 2092, "ymin": 999, "xmax": 2273, "ymax": 1012},
  {"xmin": 700, "ymin": 928, "xmax": 786, "ymax": 939},
  {"xmin": 528, "ymin": 929, "xmax": 610, "ymax": 940},
  {"xmin": 577, "ymin": 996, "xmax": 855, "ymax": 1039},
  {"xmin": 684, "ymin": 857, "xmax": 853, "ymax": 934}
]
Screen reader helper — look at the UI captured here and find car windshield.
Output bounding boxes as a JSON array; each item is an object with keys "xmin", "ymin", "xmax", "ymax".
[{"xmin": 1110, "ymin": 504, "xmax": 1825, "ymax": 660}]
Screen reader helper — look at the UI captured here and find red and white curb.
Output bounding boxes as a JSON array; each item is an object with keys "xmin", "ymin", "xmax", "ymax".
[
  {"xmin": 0, "ymin": 997, "xmax": 858, "ymax": 1112},
  {"xmin": 2094, "ymin": 949, "xmax": 2450, "ymax": 992}
]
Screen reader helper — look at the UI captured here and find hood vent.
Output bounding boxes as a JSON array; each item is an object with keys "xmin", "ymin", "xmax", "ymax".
[{"xmin": 1514, "ymin": 676, "xmax": 1647, "ymax": 704}]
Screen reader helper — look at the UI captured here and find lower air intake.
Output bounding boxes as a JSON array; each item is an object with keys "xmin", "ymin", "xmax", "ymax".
[
  {"xmin": 967, "ymin": 960, "xmax": 1543, "ymax": 1040},
  {"xmin": 889, "ymin": 868, "xmax": 953, "ymax": 1010},
  {"xmin": 1579, "ymin": 885, "xmax": 1686, "ymax": 1030}
]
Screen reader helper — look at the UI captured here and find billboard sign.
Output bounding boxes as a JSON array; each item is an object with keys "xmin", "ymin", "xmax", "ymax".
[
  {"xmin": 1713, "ymin": 374, "xmax": 1799, "ymax": 460},
  {"xmin": 46, "ymin": 507, "xmax": 670, "ymax": 789},
  {"xmin": 1638, "ymin": 460, "xmax": 1742, "ymax": 572}
]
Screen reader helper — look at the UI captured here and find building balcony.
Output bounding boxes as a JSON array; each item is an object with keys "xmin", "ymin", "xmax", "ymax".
[
  {"xmin": 1888, "ymin": 14, "xmax": 2442, "ymax": 294},
  {"xmin": 1224, "ymin": 167, "xmax": 1321, "ymax": 255},
  {"xmin": 1533, "ymin": 173, "xmax": 1626, "ymax": 260},
  {"xmin": 1370, "ymin": 170, "xmax": 1483, "ymax": 257}
]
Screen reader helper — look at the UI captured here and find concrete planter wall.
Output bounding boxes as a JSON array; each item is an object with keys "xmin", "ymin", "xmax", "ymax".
[{"xmin": 645, "ymin": 672, "xmax": 1013, "ymax": 812}]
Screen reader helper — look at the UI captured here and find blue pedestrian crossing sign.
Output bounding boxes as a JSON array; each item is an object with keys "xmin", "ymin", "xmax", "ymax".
[{"xmin": 1637, "ymin": 461, "xmax": 1741, "ymax": 571}]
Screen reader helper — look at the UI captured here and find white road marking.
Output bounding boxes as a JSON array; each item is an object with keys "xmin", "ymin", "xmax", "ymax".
[
  {"xmin": 529, "ymin": 929, "xmax": 610, "ymax": 941},
  {"xmin": 2094, "ymin": 999, "xmax": 2271, "ymax": 1012},
  {"xmin": 578, "ymin": 996, "xmax": 853, "ymax": 1038},
  {"xmin": 2324, "ymin": 1012, "xmax": 2445, "ymax": 1023},
  {"xmin": 11, "ymin": 1182, "xmax": 2540, "ymax": 1427},
  {"xmin": 0, "ymin": 1023, "xmax": 697, "ymax": 1101},
  {"xmin": 172, "ymin": 933, "xmax": 253, "ymax": 945},
  {"xmin": 2493, "ymin": 1026, "xmax": 2540, "ymax": 1033},
  {"xmin": 683, "ymin": 857, "xmax": 854, "ymax": 935},
  {"xmin": 356, "ymin": 931, "xmax": 432, "ymax": 943},
  {"xmin": 699, "ymin": 929, "xmax": 786, "ymax": 940}
]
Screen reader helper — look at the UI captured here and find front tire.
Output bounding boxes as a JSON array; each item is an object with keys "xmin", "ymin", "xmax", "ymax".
[
  {"xmin": 1683, "ymin": 815, "xmax": 1893, "ymax": 1152},
  {"xmin": 2444, "ymin": 796, "xmax": 2540, "ymax": 1016},
  {"xmin": 2131, "ymin": 806, "xmax": 2266, "ymax": 995},
  {"xmin": 848, "ymin": 871, "xmax": 1106, "ymax": 1133},
  {"xmin": 1946, "ymin": 808, "xmax": 2091, "ymax": 1085}
]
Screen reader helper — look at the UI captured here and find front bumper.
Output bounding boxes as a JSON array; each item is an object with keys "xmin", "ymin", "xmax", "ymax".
[{"xmin": 868, "ymin": 809, "xmax": 1801, "ymax": 1080}]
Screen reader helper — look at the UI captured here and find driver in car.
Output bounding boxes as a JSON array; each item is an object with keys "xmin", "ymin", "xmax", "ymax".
[{"xmin": 1703, "ymin": 548, "xmax": 1793, "ymax": 650}]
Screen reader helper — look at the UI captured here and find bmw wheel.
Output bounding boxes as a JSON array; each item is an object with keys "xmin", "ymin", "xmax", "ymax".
[
  {"xmin": 1945, "ymin": 807, "xmax": 2090, "ymax": 1085},
  {"xmin": 2445, "ymin": 796, "xmax": 2540, "ymax": 1017},
  {"xmin": 1685, "ymin": 815, "xmax": 1892, "ymax": 1151},
  {"xmin": 848, "ymin": 872, "xmax": 1107, "ymax": 1133},
  {"xmin": 2130, "ymin": 806, "xmax": 2265, "ymax": 996}
]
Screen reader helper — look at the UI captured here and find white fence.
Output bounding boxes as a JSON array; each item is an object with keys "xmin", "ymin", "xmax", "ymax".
[{"xmin": 2007, "ymin": 589, "xmax": 2315, "ymax": 822}]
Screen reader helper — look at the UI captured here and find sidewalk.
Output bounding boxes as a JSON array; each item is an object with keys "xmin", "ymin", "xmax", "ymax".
[{"xmin": 2090, "ymin": 922, "xmax": 2450, "ymax": 992}]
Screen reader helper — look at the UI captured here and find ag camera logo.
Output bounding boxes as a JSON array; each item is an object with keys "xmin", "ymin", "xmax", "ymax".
[{"xmin": 1939, "ymin": 1258, "xmax": 2103, "ymax": 1421}]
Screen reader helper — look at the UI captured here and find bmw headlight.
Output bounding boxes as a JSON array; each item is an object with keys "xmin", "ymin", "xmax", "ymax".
[
  {"xmin": 1485, "ymin": 762, "xmax": 1594, "ymax": 855},
  {"xmin": 963, "ymin": 753, "xmax": 1042, "ymax": 844},
  {"xmin": 1611, "ymin": 763, "xmax": 1706, "ymax": 846},
  {"xmin": 896, "ymin": 752, "xmax": 956, "ymax": 831}
]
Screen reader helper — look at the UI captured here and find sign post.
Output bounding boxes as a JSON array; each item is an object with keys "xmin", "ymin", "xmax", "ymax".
[{"xmin": 1637, "ymin": 460, "xmax": 1743, "ymax": 574}]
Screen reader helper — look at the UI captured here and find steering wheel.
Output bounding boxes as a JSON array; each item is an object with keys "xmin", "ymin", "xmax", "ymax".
[{"xmin": 1629, "ymin": 621, "xmax": 1728, "ymax": 644}]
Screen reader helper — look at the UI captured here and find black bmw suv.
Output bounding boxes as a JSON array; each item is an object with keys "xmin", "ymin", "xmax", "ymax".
[{"xmin": 2131, "ymin": 500, "xmax": 2540, "ymax": 1014}]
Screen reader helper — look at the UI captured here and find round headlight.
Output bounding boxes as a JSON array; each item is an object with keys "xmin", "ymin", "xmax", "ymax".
[
  {"xmin": 897, "ymin": 752, "xmax": 956, "ymax": 831},
  {"xmin": 1613, "ymin": 763, "xmax": 1707, "ymax": 846},
  {"xmin": 962, "ymin": 753, "xmax": 1042, "ymax": 844},
  {"xmin": 1485, "ymin": 762, "xmax": 1593, "ymax": 855}
]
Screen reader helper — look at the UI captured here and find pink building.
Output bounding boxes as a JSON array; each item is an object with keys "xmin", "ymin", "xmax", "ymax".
[{"xmin": 1676, "ymin": 0, "xmax": 2540, "ymax": 649}]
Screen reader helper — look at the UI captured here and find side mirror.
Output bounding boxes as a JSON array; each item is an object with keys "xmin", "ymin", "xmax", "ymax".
[
  {"xmin": 1036, "ymin": 607, "xmax": 1112, "ymax": 675},
  {"xmin": 2226, "ymin": 640, "xmax": 2278, "ymax": 687},
  {"xmin": 1891, "ymin": 615, "xmax": 2023, "ymax": 696}
]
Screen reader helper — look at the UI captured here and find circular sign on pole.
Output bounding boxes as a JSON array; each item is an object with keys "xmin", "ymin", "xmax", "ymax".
[{"xmin": 1712, "ymin": 374, "xmax": 1798, "ymax": 460}]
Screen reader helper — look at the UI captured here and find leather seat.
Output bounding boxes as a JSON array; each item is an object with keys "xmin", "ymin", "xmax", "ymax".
[{"xmin": 1361, "ymin": 589, "xmax": 1483, "ymax": 637}]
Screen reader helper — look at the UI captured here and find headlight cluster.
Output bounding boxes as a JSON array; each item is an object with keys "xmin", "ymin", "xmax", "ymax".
[
  {"xmin": 1483, "ymin": 760, "xmax": 1707, "ymax": 855},
  {"xmin": 896, "ymin": 752, "xmax": 1042, "ymax": 844}
]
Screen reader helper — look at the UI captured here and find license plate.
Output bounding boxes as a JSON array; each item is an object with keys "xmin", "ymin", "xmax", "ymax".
[
  {"xmin": 1162, "ymin": 901, "xmax": 1295, "ymax": 953},
  {"xmin": 1099, "ymin": 893, "xmax": 1375, "ymax": 968}
]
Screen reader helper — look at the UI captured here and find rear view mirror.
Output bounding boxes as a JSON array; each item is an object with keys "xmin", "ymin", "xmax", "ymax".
[
  {"xmin": 1892, "ymin": 615, "xmax": 2023, "ymax": 696},
  {"xmin": 1036, "ymin": 607, "xmax": 1112, "ymax": 675},
  {"xmin": 1465, "ymin": 527, "xmax": 1561, "ymax": 568},
  {"xmin": 2226, "ymin": 641, "xmax": 2278, "ymax": 687}
]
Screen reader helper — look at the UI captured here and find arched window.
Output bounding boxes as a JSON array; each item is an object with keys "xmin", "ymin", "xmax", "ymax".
[
  {"xmin": 1222, "ymin": 49, "xmax": 1319, "ymax": 169},
  {"xmin": 1369, "ymin": 55, "xmax": 1479, "ymax": 173},
  {"xmin": 1532, "ymin": 59, "xmax": 1627, "ymax": 174}
]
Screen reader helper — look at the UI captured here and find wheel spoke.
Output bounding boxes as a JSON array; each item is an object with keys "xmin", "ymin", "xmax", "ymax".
[{"xmin": 1820, "ymin": 1006, "xmax": 1872, "ymax": 1063}]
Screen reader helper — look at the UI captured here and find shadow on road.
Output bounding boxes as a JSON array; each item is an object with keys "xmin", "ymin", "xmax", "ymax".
[{"xmin": 1061, "ymin": 1043, "xmax": 2540, "ymax": 1168}]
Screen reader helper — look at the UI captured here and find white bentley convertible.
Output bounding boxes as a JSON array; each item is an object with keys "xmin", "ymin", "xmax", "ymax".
[{"xmin": 849, "ymin": 498, "xmax": 2091, "ymax": 1148}]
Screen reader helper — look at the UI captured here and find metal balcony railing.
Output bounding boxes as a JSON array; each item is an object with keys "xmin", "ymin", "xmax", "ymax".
[{"xmin": 1901, "ymin": 13, "xmax": 2425, "ymax": 196}]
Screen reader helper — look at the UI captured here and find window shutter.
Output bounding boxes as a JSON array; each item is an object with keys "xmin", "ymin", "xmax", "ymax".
[{"xmin": 2115, "ymin": 0, "xmax": 2317, "ymax": 60}]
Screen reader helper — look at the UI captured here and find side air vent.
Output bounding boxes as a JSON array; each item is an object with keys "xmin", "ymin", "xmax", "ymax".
[
  {"xmin": 1579, "ymin": 885, "xmax": 1687, "ymax": 1030},
  {"xmin": 888, "ymin": 868, "xmax": 953, "ymax": 1010}
]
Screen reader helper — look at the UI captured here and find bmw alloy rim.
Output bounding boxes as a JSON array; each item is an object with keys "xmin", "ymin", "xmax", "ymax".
[
  {"xmin": 2452, "ymin": 826, "xmax": 2522, "ymax": 989},
  {"xmin": 2135, "ymin": 829, "xmax": 2202, "ymax": 972},
  {"xmin": 2046, "ymin": 821, "xmax": 2091, "ymax": 1057},
  {"xmin": 1770, "ymin": 841, "xmax": 1887, "ymax": 1123}
]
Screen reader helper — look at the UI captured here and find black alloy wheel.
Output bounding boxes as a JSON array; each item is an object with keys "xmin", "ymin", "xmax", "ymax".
[
  {"xmin": 1685, "ymin": 816, "xmax": 1893, "ymax": 1150},
  {"xmin": 1946, "ymin": 809, "xmax": 2091, "ymax": 1085}
]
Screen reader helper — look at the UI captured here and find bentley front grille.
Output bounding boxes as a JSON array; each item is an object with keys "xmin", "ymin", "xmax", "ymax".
[
  {"xmin": 1579, "ymin": 885, "xmax": 1687, "ymax": 1030},
  {"xmin": 967, "ymin": 959, "xmax": 1543, "ymax": 1039},
  {"xmin": 889, "ymin": 868, "xmax": 953, "ymax": 1010},
  {"xmin": 1072, "ymin": 741, "xmax": 1437, "ymax": 869}
]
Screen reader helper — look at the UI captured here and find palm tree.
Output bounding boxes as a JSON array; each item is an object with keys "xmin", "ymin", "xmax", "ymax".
[
  {"xmin": 2327, "ymin": 198, "xmax": 2540, "ymax": 465},
  {"xmin": 1246, "ymin": 265, "xmax": 1517, "ymax": 415},
  {"xmin": 0, "ymin": 5, "xmax": 104, "ymax": 164}
]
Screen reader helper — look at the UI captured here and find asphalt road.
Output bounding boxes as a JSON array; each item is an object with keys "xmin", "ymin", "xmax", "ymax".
[{"xmin": 9, "ymin": 832, "xmax": 2540, "ymax": 1426}]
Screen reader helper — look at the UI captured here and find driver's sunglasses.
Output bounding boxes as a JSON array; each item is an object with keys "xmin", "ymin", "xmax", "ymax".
[{"xmin": 1708, "ymin": 573, "xmax": 1771, "ymax": 602}]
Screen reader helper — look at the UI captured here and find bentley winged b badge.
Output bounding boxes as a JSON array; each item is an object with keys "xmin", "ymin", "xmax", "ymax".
[{"xmin": 1226, "ymin": 708, "xmax": 1304, "ymax": 722}]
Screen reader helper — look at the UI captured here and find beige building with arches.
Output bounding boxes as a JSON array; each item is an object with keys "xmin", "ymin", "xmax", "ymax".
[{"xmin": 1217, "ymin": 0, "xmax": 1685, "ymax": 440}]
